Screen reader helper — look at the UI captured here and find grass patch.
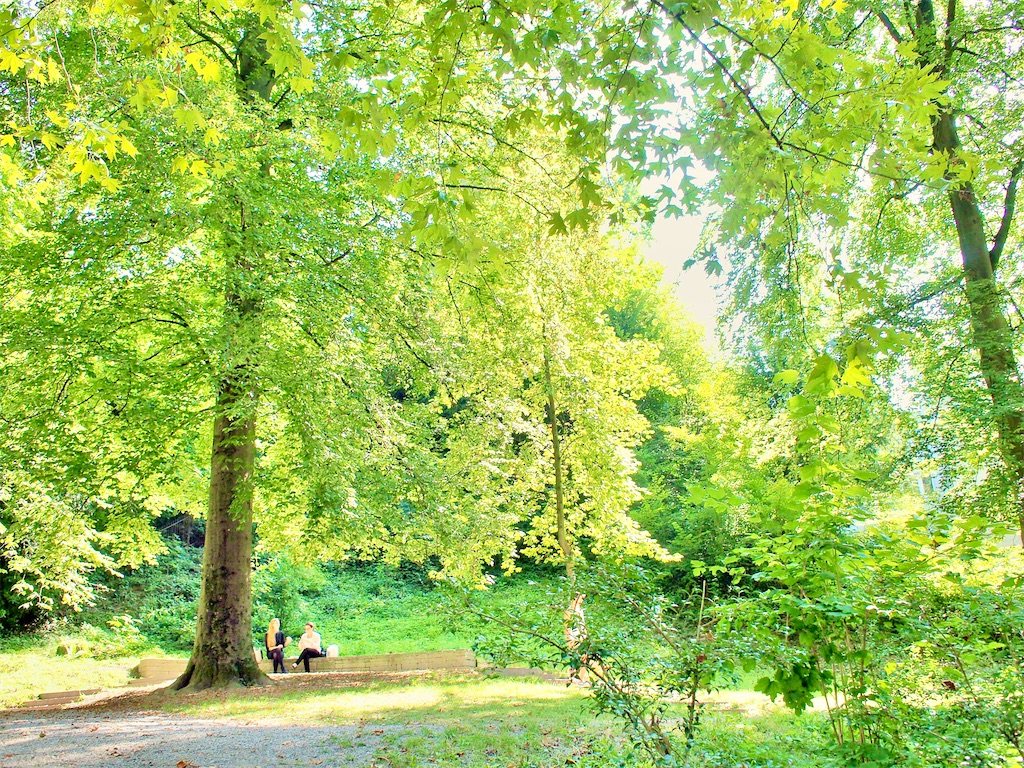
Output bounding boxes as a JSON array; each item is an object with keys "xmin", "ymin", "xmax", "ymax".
[
  {"xmin": 0, "ymin": 643, "xmax": 138, "ymax": 708},
  {"xmin": 148, "ymin": 672, "xmax": 831, "ymax": 767},
  {"xmin": 692, "ymin": 706, "xmax": 830, "ymax": 767},
  {"xmin": 157, "ymin": 674, "xmax": 620, "ymax": 767}
]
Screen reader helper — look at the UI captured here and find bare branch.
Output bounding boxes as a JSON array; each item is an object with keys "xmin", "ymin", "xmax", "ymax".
[
  {"xmin": 652, "ymin": 1, "xmax": 784, "ymax": 152},
  {"xmin": 950, "ymin": 46, "xmax": 1024, "ymax": 86},
  {"xmin": 603, "ymin": 0, "xmax": 657, "ymax": 138}
]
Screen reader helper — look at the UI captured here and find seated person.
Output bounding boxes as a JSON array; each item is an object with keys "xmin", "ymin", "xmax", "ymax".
[
  {"xmin": 265, "ymin": 618, "xmax": 291, "ymax": 674},
  {"xmin": 292, "ymin": 622, "xmax": 324, "ymax": 672}
]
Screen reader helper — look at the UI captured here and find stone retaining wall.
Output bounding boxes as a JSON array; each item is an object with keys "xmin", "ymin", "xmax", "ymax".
[{"xmin": 136, "ymin": 648, "xmax": 476, "ymax": 681}]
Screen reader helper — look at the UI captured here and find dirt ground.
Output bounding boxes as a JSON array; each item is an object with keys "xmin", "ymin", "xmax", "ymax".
[{"xmin": 0, "ymin": 672, "xmax": 442, "ymax": 768}]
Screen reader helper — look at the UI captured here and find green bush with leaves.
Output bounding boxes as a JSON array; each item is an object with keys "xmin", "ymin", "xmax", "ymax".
[
  {"xmin": 709, "ymin": 346, "xmax": 1024, "ymax": 766},
  {"xmin": 455, "ymin": 562, "xmax": 744, "ymax": 766},
  {"xmin": 52, "ymin": 615, "xmax": 150, "ymax": 660}
]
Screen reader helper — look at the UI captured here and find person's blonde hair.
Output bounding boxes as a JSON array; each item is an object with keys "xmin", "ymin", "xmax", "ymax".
[{"xmin": 266, "ymin": 618, "xmax": 280, "ymax": 650}]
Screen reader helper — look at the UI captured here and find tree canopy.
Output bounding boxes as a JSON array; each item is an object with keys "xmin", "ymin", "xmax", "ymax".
[{"xmin": 2, "ymin": 0, "xmax": 1022, "ymax": 693}]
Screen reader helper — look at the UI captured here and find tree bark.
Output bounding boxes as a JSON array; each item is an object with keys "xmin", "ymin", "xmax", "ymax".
[
  {"xmin": 171, "ymin": 23, "xmax": 280, "ymax": 690},
  {"xmin": 926, "ymin": 41, "xmax": 1024, "ymax": 543},
  {"xmin": 173, "ymin": 240, "xmax": 265, "ymax": 690},
  {"xmin": 542, "ymin": 344, "xmax": 574, "ymax": 580},
  {"xmin": 173, "ymin": 369, "xmax": 265, "ymax": 690}
]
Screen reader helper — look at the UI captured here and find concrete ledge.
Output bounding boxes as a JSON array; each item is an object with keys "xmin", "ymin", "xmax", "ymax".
[
  {"xmin": 137, "ymin": 658, "xmax": 188, "ymax": 680},
  {"xmin": 301, "ymin": 648, "xmax": 476, "ymax": 674},
  {"xmin": 13, "ymin": 688, "xmax": 103, "ymax": 709},
  {"xmin": 38, "ymin": 688, "xmax": 101, "ymax": 700},
  {"xmin": 137, "ymin": 649, "xmax": 477, "ymax": 681}
]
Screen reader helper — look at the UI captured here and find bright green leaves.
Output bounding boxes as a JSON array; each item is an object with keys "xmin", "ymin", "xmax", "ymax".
[
  {"xmin": 319, "ymin": 128, "xmax": 341, "ymax": 160},
  {"xmin": 0, "ymin": 47, "xmax": 26, "ymax": 74},
  {"xmin": 184, "ymin": 50, "xmax": 221, "ymax": 83},
  {"xmin": 128, "ymin": 78, "xmax": 167, "ymax": 111},
  {"xmin": 173, "ymin": 107, "xmax": 206, "ymax": 133},
  {"xmin": 772, "ymin": 368, "xmax": 800, "ymax": 385},
  {"xmin": 170, "ymin": 155, "xmax": 220, "ymax": 178},
  {"xmin": 804, "ymin": 354, "xmax": 839, "ymax": 395}
]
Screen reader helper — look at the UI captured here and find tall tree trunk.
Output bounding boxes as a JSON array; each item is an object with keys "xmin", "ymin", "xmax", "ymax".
[
  {"xmin": 928, "ymin": 63, "xmax": 1024, "ymax": 543},
  {"xmin": 943, "ymin": 161, "xmax": 1024, "ymax": 543},
  {"xmin": 543, "ymin": 344, "xmax": 574, "ymax": 580},
  {"xmin": 174, "ymin": 241, "xmax": 265, "ymax": 690},
  {"xmin": 172, "ymin": 27, "xmax": 279, "ymax": 690},
  {"xmin": 173, "ymin": 367, "xmax": 264, "ymax": 690}
]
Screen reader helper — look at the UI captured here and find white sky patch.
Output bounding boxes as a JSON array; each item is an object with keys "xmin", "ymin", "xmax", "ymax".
[{"xmin": 642, "ymin": 212, "xmax": 723, "ymax": 350}]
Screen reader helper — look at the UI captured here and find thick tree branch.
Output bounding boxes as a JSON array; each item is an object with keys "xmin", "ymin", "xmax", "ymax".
[
  {"xmin": 990, "ymin": 159, "xmax": 1023, "ymax": 270},
  {"xmin": 875, "ymin": 9, "xmax": 904, "ymax": 43},
  {"xmin": 178, "ymin": 14, "xmax": 238, "ymax": 71},
  {"xmin": 943, "ymin": 0, "xmax": 956, "ymax": 66},
  {"xmin": 320, "ymin": 248, "xmax": 353, "ymax": 267}
]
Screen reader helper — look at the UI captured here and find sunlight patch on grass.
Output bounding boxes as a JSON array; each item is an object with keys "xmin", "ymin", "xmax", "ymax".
[
  {"xmin": 0, "ymin": 646, "xmax": 137, "ymax": 708},
  {"xmin": 704, "ymin": 688, "xmax": 779, "ymax": 715},
  {"xmin": 323, "ymin": 687, "xmax": 446, "ymax": 717},
  {"xmin": 165, "ymin": 675, "xmax": 586, "ymax": 727},
  {"xmin": 455, "ymin": 678, "xmax": 572, "ymax": 704}
]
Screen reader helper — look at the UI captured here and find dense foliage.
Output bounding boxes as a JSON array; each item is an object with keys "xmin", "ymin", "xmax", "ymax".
[{"xmin": 2, "ymin": 1, "xmax": 1023, "ymax": 764}]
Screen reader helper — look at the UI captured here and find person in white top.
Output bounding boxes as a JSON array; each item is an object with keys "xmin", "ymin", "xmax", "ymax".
[{"xmin": 292, "ymin": 622, "xmax": 324, "ymax": 672}]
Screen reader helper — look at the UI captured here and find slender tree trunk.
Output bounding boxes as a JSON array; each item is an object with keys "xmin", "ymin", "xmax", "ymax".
[
  {"xmin": 930, "ymin": 90, "xmax": 1024, "ymax": 544},
  {"xmin": 542, "ymin": 345, "xmax": 573, "ymax": 580}
]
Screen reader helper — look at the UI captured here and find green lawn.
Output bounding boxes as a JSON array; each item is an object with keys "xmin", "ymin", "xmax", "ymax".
[
  {"xmin": 151, "ymin": 673, "xmax": 830, "ymax": 768},
  {"xmin": 0, "ymin": 642, "xmax": 141, "ymax": 709},
  {"xmin": 0, "ymin": 640, "xmax": 831, "ymax": 768}
]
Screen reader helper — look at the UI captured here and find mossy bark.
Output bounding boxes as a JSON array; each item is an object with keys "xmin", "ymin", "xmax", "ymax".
[{"xmin": 172, "ymin": 371, "xmax": 266, "ymax": 691}]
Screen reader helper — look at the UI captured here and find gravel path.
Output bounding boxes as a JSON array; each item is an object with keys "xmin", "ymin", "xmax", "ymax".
[{"xmin": 0, "ymin": 710, "xmax": 384, "ymax": 768}]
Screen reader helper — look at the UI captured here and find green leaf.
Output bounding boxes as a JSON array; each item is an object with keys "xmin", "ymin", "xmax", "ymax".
[{"xmin": 773, "ymin": 369, "xmax": 799, "ymax": 385}]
